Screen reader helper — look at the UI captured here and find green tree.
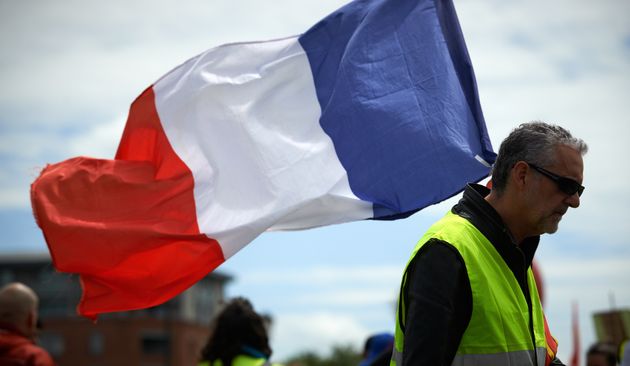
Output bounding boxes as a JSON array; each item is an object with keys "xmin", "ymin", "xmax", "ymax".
[{"xmin": 284, "ymin": 344, "xmax": 361, "ymax": 366}]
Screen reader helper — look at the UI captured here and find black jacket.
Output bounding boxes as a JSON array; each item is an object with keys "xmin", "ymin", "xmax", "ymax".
[{"xmin": 401, "ymin": 183, "xmax": 564, "ymax": 366}]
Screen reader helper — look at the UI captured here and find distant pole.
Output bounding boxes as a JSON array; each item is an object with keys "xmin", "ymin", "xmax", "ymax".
[
  {"xmin": 609, "ymin": 291, "xmax": 617, "ymax": 310},
  {"xmin": 569, "ymin": 302, "xmax": 580, "ymax": 366}
]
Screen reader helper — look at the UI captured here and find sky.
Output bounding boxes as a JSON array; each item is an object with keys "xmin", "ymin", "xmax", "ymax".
[{"xmin": 1, "ymin": 0, "xmax": 629, "ymax": 363}]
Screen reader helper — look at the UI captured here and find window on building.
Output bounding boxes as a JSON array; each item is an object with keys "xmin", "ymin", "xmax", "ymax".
[
  {"xmin": 0, "ymin": 269, "xmax": 14, "ymax": 284},
  {"xmin": 141, "ymin": 332, "xmax": 170, "ymax": 355},
  {"xmin": 89, "ymin": 331, "xmax": 105, "ymax": 355},
  {"xmin": 38, "ymin": 332, "xmax": 65, "ymax": 357}
]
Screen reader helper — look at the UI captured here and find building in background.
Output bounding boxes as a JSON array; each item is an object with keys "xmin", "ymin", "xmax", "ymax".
[{"xmin": 1, "ymin": 253, "xmax": 232, "ymax": 366}]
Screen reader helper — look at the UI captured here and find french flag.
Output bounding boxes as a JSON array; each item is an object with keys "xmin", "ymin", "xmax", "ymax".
[{"xmin": 31, "ymin": 0, "xmax": 496, "ymax": 319}]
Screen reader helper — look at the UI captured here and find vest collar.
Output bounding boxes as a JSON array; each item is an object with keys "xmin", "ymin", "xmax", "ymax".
[{"xmin": 453, "ymin": 183, "xmax": 540, "ymax": 271}]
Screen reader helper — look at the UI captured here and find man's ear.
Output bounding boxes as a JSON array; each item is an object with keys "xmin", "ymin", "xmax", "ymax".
[
  {"xmin": 511, "ymin": 161, "xmax": 530, "ymax": 192},
  {"xmin": 26, "ymin": 309, "xmax": 37, "ymax": 334}
]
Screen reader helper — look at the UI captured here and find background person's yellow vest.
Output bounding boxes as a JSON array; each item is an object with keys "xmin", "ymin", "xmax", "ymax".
[
  {"xmin": 392, "ymin": 212, "xmax": 548, "ymax": 366},
  {"xmin": 199, "ymin": 354, "xmax": 278, "ymax": 366}
]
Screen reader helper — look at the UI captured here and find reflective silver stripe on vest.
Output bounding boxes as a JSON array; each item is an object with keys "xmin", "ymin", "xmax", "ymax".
[
  {"xmin": 390, "ymin": 347, "xmax": 403, "ymax": 366},
  {"xmin": 452, "ymin": 347, "xmax": 547, "ymax": 366},
  {"xmin": 391, "ymin": 347, "xmax": 546, "ymax": 366},
  {"xmin": 537, "ymin": 346, "xmax": 546, "ymax": 366}
]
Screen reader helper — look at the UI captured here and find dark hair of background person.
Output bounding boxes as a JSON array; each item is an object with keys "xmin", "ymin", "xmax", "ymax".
[
  {"xmin": 200, "ymin": 297, "xmax": 272, "ymax": 366},
  {"xmin": 586, "ymin": 342, "xmax": 618, "ymax": 366}
]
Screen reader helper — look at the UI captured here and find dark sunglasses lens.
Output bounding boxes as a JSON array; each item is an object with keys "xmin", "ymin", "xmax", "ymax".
[{"xmin": 558, "ymin": 178, "xmax": 583, "ymax": 197}]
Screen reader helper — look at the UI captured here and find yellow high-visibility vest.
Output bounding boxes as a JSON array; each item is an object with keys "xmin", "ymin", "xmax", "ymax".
[
  {"xmin": 199, "ymin": 354, "xmax": 280, "ymax": 366},
  {"xmin": 391, "ymin": 212, "xmax": 548, "ymax": 366}
]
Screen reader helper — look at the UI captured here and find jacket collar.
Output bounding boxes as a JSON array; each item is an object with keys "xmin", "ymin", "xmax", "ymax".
[{"xmin": 452, "ymin": 183, "xmax": 540, "ymax": 269}]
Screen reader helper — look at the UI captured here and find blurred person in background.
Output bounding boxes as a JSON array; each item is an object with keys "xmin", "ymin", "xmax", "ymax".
[
  {"xmin": 586, "ymin": 342, "xmax": 618, "ymax": 366},
  {"xmin": 359, "ymin": 332, "xmax": 394, "ymax": 366},
  {"xmin": 199, "ymin": 297, "xmax": 282, "ymax": 366},
  {"xmin": 619, "ymin": 339, "xmax": 630, "ymax": 366},
  {"xmin": 0, "ymin": 282, "xmax": 55, "ymax": 366}
]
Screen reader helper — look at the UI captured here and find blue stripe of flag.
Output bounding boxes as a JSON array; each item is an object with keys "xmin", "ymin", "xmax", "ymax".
[{"xmin": 299, "ymin": 0, "xmax": 496, "ymax": 219}]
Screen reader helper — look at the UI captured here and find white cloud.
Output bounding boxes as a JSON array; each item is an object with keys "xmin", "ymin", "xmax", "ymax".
[
  {"xmin": 0, "ymin": 0, "xmax": 348, "ymax": 128},
  {"xmin": 542, "ymin": 258, "xmax": 630, "ymax": 281},
  {"xmin": 271, "ymin": 312, "xmax": 369, "ymax": 361},
  {"xmin": 233, "ymin": 265, "xmax": 401, "ymax": 310},
  {"xmin": 239, "ymin": 265, "xmax": 402, "ymax": 286},
  {"xmin": 66, "ymin": 116, "xmax": 126, "ymax": 158},
  {"xmin": 294, "ymin": 289, "xmax": 397, "ymax": 307},
  {"xmin": 0, "ymin": 187, "xmax": 28, "ymax": 209},
  {"xmin": 538, "ymin": 257, "xmax": 630, "ymax": 311},
  {"xmin": 0, "ymin": 115, "xmax": 126, "ymax": 208}
]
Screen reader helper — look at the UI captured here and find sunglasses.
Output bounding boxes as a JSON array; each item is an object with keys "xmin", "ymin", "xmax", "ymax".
[{"xmin": 527, "ymin": 163, "xmax": 584, "ymax": 197}]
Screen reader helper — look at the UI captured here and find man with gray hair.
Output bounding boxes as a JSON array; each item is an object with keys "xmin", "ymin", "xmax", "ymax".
[
  {"xmin": 0, "ymin": 282, "xmax": 55, "ymax": 366},
  {"xmin": 391, "ymin": 121, "xmax": 587, "ymax": 366}
]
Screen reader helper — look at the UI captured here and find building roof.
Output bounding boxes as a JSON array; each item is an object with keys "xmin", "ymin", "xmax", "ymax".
[{"xmin": 0, "ymin": 251, "xmax": 233, "ymax": 283}]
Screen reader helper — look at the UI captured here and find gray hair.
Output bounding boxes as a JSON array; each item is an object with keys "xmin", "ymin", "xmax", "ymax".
[{"xmin": 491, "ymin": 121, "xmax": 588, "ymax": 194}]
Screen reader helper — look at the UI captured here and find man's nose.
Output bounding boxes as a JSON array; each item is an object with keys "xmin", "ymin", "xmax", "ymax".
[{"xmin": 565, "ymin": 192, "xmax": 580, "ymax": 208}]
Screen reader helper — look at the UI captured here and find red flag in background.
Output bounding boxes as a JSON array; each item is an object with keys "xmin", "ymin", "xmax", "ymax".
[
  {"xmin": 569, "ymin": 301, "xmax": 580, "ymax": 366},
  {"xmin": 532, "ymin": 260, "xmax": 545, "ymax": 306}
]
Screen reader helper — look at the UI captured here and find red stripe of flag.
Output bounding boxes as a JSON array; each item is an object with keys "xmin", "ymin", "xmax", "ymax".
[{"xmin": 31, "ymin": 87, "xmax": 224, "ymax": 319}]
